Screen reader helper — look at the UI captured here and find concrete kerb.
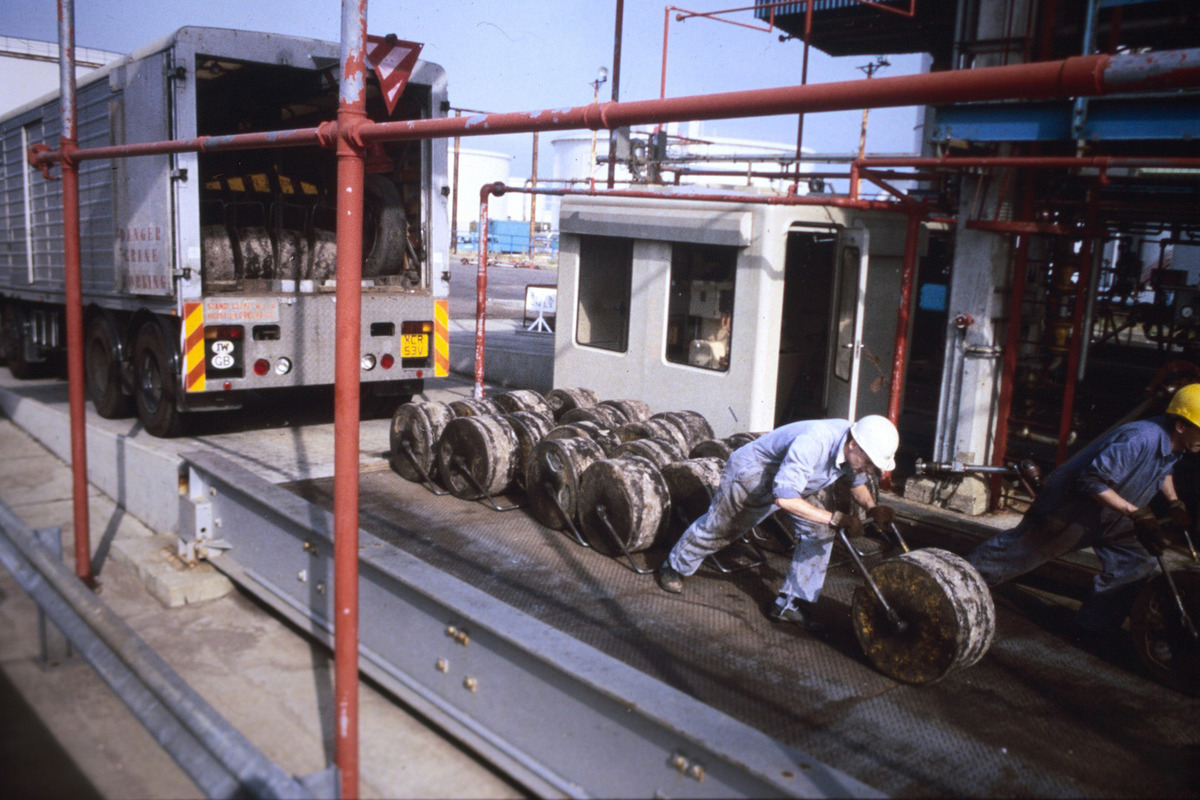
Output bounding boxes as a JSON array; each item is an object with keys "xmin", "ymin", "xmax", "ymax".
[
  {"xmin": 0, "ymin": 386, "xmax": 181, "ymax": 533},
  {"xmin": 446, "ymin": 315, "xmax": 555, "ymax": 393},
  {"xmin": 0, "ymin": 357, "xmax": 536, "ymax": 610},
  {"xmin": 0, "ymin": 316, "xmax": 551, "ymax": 610}
]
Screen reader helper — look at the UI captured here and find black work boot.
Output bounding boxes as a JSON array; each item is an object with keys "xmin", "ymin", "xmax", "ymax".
[
  {"xmin": 766, "ymin": 595, "xmax": 826, "ymax": 632},
  {"xmin": 655, "ymin": 563, "xmax": 684, "ymax": 594}
]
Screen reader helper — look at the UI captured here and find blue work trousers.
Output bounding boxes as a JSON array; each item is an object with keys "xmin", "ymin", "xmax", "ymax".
[
  {"xmin": 967, "ymin": 499, "xmax": 1159, "ymax": 629},
  {"xmin": 667, "ymin": 459, "xmax": 838, "ymax": 604}
]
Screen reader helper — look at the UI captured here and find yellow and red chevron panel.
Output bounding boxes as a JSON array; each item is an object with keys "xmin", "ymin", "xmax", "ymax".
[
  {"xmin": 434, "ymin": 298, "xmax": 449, "ymax": 377},
  {"xmin": 184, "ymin": 302, "xmax": 206, "ymax": 392}
]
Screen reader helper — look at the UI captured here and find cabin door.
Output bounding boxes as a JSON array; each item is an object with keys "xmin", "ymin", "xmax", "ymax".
[
  {"xmin": 825, "ymin": 225, "xmax": 871, "ymax": 421},
  {"xmin": 775, "ymin": 228, "xmax": 837, "ymax": 426}
]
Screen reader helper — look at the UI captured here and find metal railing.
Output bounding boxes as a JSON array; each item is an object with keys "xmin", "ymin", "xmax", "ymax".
[{"xmin": 0, "ymin": 498, "xmax": 320, "ymax": 800}]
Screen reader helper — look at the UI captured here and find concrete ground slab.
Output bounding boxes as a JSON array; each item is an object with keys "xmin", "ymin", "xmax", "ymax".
[{"xmin": 0, "ymin": 417, "xmax": 524, "ymax": 799}]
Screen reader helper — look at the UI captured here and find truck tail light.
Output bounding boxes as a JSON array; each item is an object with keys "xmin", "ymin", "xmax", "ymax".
[
  {"xmin": 253, "ymin": 358, "xmax": 270, "ymax": 376},
  {"xmin": 380, "ymin": 353, "xmax": 395, "ymax": 369},
  {"xmin": 207, "ymin": 325, "xmax": 244, "ymax": 340}
]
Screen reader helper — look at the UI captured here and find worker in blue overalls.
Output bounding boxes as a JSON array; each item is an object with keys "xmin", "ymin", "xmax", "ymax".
[
  {"xmin": 654, "ymin": 415, "xmax": 900, "ymax": 631},
  {"xmin": 968, "ymin": 383, "xmax": 1200, "ymax": 632}
]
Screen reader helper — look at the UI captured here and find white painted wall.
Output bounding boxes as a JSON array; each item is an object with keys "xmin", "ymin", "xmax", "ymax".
[{"xmin": 0, "ymin": 37, "xmax": 123, "ymax": 115}]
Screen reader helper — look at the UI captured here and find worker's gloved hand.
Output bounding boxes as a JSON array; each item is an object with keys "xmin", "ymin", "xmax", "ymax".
[
  {"xmin": 1131, "ymin": 507, "xmax": 1167, "ymax": 556},
  {"xmin": 1167, "ymin": 499, "xmax": 1191, "ymax": 532},
  {"xmin": 830, "ymin": 511, "xmax": 863, "ymax": 537},
  {"xmin": 866, "ymin": 505, "xmax": 895, "ymax": 528}
]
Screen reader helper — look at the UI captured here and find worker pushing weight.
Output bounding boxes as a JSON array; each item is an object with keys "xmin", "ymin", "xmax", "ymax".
[
  {"xmin": 654, "ymin": 415, "xmax": 900, "ymax": 631},
  {"xmin": 968, "ymin": 383, "xmax": 1200, "ymax": 634}
]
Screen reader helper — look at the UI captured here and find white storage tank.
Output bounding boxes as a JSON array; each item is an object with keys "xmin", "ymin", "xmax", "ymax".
[{"xmin": 450, "ymin": 146, "xmax": 515, "ymax": 238}]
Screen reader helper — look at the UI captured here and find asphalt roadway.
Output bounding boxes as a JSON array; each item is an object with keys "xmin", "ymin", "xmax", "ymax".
[{"xmin": 447, "ymin": 255, "xmax": 557, "ymax": 321}]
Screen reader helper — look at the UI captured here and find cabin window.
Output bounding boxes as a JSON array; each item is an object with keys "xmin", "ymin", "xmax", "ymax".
[
  {"xmin": 575, "ymin": 235, "xmax": 632, "ymax": 352},
  {"xmin": 665, "ymin": 243, "xmax": 736, "ymax": 371}
]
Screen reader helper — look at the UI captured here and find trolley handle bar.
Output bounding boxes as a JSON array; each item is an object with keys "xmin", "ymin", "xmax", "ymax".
[{"xmin": 836, "ymin": 527, "xmax": 907, "ymax": 633}]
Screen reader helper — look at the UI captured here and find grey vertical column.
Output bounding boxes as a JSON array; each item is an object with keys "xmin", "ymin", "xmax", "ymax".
[
  {"xmin": 34, "ymin": 526, "xmax": 73, "ymax": 667},
  {"xmin": 934, "ymin": 173, "xmax": 1013, "ymax": 470}
]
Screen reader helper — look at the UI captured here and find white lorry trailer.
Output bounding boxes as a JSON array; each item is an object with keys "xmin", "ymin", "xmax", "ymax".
[{"xmin": 0, "ymin": 27, "xmax": 450, "ymax": 435}]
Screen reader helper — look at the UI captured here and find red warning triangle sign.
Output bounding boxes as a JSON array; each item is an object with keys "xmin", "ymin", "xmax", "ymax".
[{"xmin": 366, "ymin": 35, "xmax": 423, "ymax": 116}]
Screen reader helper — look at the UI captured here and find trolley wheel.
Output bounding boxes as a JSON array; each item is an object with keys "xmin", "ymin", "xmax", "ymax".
[
  {"xmin": 86, "ymin": 315, "xmax": 133, "ymax": 418},
  {"xmin": 851, "ymin": 548, "xmax": 995, "ymax": 685},
  {"xmin": 1130, "ymin": 567, "xmax": 1200, "ymax": 696},
  {"xmin": 133, "ymin": 322, "xmax": 184, "ymax": 438}
]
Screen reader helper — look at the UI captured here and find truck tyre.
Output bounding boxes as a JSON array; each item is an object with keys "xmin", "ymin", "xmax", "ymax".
[
  {"xmin": 2, "ymin": 304, "xmax": 38, "ymax": 379},
  {"xmin": 362, "ymin": 175, "xmax": 407, "ymax": 278},
  {"xmin": 133, "ymin": 322, "xmax": 184, "ymax": 437},
  {"xmin": 86, "ymin": 315, "xmax": 134, "ymax": 418}
]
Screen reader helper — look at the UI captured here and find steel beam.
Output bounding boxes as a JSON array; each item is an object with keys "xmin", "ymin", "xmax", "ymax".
[{"xmin": 180, "ymin": 450, "xmax": 881, "ymax": 799}]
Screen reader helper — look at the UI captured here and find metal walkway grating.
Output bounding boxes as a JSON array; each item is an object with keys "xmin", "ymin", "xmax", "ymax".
[{"xmin": 287, "ymin": 467, "xmax": 1199, "ymax": 797}]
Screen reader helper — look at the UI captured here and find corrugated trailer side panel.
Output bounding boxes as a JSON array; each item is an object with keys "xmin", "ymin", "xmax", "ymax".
[
  {"xmin": 0, "ymin": 69, "xmax": 144, "ymax": 306},
  {"xmin": 0, "ymin": 104, "xmax": 64, "ymax": 293},
  {"xmin": 80, "ymin": 72, "xmax": 121, "ymax": 299}
]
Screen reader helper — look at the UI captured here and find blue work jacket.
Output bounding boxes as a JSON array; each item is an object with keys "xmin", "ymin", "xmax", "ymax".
[
  {"xmin": 729, "ymin": 418, "xmax": 868, "ymax": 502},
  {"xmin": 1031, "ymin": 416, "xmax": 1180, "ymax": 517}
]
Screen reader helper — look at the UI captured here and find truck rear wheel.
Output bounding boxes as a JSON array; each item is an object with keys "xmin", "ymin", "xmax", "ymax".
[
  {"xmin": 133, "ymin": 323, "xmax": 184, "ymax": 437},
  {"xmin": 86, "ymin": 315, "xmax": 133, "ymax": 418}
]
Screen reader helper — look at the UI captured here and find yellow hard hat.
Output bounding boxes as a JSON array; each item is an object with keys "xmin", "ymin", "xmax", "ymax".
[{"xmin": 1166, "ymin": 383, "xmax": 1200, "ymax": 428}]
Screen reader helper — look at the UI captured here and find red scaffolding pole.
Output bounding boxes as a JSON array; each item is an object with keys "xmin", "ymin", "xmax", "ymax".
[
  {"xmin": 56, "ymin": 0, "xmax": 93, "ymax": 588},
  {"xmin": 332, "ymin": 3, "xmax": 368, "ymax": 795}
]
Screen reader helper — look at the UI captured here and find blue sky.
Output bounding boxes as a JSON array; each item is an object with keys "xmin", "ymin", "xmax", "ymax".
[{"xmin": 1, "ymin": 0, "xmax": 926, "ymax": 174}]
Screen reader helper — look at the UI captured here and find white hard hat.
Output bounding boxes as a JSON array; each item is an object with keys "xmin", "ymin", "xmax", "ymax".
[{"xmin": 850, "ymin": 415, "xmax": 898, "ymax": 472}]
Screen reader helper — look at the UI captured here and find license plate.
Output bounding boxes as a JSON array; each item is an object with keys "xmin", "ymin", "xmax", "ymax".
[{"xmin": 401, "ymin": 333, "xmax": 429, "ymax": 359}]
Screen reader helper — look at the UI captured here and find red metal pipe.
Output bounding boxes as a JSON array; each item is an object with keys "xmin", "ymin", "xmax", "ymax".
[
  {"xmin": 655, "ymin": 5, "xmax": 674, "ymax": 135},
  {"xmin": 353, "ymin": 48, "xmax": 1200, "ymax": 146},
  {"xmin": 485, "ymin": 181, "xmax": 902, "ymax": 212},
  {"xmin": 332, "ymin": 2, "xmax": 367, "ymax": 797},
  {"xmin": 857, "ymin": 0, "xmax": 917, "ymax": 18},
  {"xmin": 990, "ymin": 178, "xmax": 1036, "ymax": 506},
  {"xmin": 475, "ymin": 183, "xmax": 504, "ymax": 399},
  {"xmin": 966, "ymin": 219, "xmax": 1076, "ymax": 236},
  {"xmin": 886, "ymin": 212, "xmax": 922, "ymax": 427},
  {"xmin": 794, "ymin": 0, "xmax": 813, "ymax": 174},
  {"xmin": 57, "ymin": 0, "xmax": 92, "ymax": 588},
  {"xmin": 528, "ymin": 133, "xmax": 539, "ymax": 256},
  {"xmin": 787, "ymin": 0, "xmax": 816, "ymax": 185},
  {"xmin": 38, "ymin": 127, "xmax": 324, "ymax": 164},
  {"xmin": 673, "ymin": 3, "xmax": 776, "ymax": 33},
  {"xmin": 30, "ymin": 49, "xmax": 1200, "ymax": 175},
  {"xmin": 857, "ymin": 169, "xmax": 920, "ymax": 205},
  {"xmin": 607, "ymin": 0, "xmax": 624, "ymax": 189}
]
